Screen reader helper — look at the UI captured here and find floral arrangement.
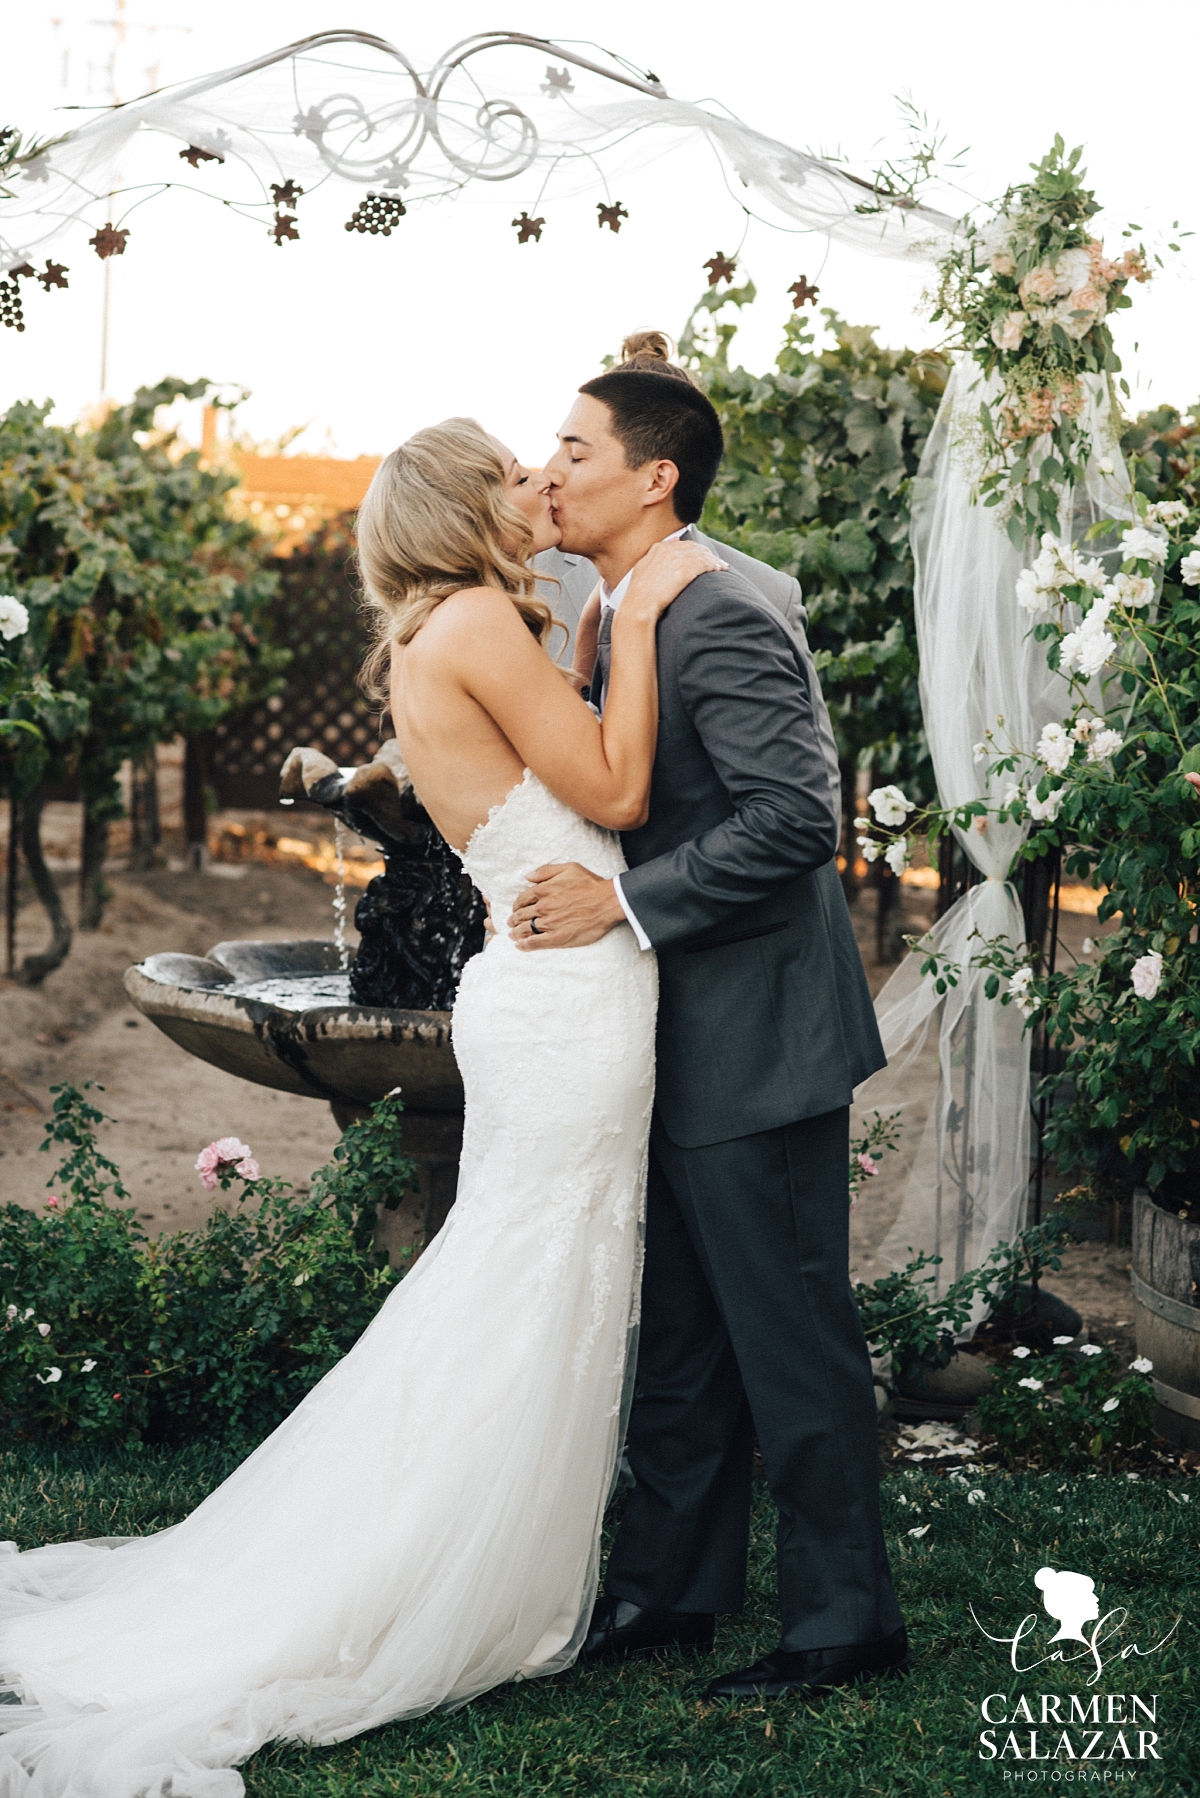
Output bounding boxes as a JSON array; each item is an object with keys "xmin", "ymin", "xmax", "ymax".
[{"xmin": 931, "ymin": 138, "xmax": 1160, "ymax": 541}]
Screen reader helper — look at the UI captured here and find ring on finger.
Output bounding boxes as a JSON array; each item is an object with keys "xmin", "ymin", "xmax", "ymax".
[{"xmin": 529, "ymin": 917, "xmax": 543, "ymax": 935}]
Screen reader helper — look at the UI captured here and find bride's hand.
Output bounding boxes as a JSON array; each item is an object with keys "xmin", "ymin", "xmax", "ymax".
[{"xmin": 621, "ymin": 540, "xmax": 727, "ymax": 624}]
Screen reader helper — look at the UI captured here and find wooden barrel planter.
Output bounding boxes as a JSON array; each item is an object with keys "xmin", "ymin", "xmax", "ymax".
[{"xmin": 1131, "ymin": 1189, "xmax": 1200, "ymax": 1450}]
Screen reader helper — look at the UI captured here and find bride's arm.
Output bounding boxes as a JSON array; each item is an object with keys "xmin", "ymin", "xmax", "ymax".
[{"xmin": 442, "ymin": 539, "xmax": 723, "ymax": 830}]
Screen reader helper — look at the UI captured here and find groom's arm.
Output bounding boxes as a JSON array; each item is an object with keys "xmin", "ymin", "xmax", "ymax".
[{"xmin": 616, "ymin": 583, "xmax": 839, "ymax": 948}]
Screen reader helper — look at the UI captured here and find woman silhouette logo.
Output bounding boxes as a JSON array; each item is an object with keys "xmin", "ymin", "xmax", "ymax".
[{"xmin": 1034, "ymin": 1566, "xmax": 1100, "ymax": 1643}]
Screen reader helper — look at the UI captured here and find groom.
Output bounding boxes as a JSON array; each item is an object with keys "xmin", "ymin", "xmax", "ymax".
[{"xmin": 508, "ymin": 355, "xmax": 906, "ymax": 1699}]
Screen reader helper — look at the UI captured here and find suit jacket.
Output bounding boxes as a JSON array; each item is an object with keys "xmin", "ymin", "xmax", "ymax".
[
  {"xmin": 535, "ymin": 535, "xmax": 842, "ymax": 817},
  {"xmin": 614, "ymin": 567, "xmax": 884, "ymax": 1149}
]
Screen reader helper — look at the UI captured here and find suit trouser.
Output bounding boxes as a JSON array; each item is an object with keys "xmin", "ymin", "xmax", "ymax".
[{"xmin": 604, "ymin": 1105, "xmax": 903, "ymax": 1651}]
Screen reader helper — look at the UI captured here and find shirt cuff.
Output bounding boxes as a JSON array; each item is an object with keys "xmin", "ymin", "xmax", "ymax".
[{"xmin": 612, "ymin": 873, "xmax": 653, "ymax": 952}]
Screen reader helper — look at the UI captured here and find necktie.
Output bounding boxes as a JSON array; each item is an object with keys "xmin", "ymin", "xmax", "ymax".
[{"xmin": 593, "ymin": 604, "xmax": 614, "ymax": 715}]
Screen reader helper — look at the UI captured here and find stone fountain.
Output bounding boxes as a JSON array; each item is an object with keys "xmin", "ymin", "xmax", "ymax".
[{"xmin": 124, "ymin": 741, "xmax": 485, "ymax": 1259}]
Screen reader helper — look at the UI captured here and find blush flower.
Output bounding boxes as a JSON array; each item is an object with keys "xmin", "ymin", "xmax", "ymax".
[
  {"xmin": 855, "ymin": 1152, "xmax": 880, "ymax": 1179},
  {"xmin": 990, "ymin": 310, "xmax": 1025, "ymax": 353},
  {"xmin": 1019, "ymin": 265, "xmax": 1059, "ymax": 308},
  {"xmin": 195, "ymin": 1136, "xmax": 261, "ymax": 1192}
]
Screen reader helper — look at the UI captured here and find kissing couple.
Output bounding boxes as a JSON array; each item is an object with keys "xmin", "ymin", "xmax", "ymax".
[{"xmin": 0, "ymin": 336, "xmax": 905, "ymax": 1796}]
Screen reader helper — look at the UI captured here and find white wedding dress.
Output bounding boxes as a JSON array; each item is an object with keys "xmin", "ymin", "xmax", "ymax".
[{"xmin": 0, "ymin": 771, "xmax": 657, "ymax": 1798}]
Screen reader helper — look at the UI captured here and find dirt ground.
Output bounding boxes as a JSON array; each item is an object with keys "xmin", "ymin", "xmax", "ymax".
[{"xmin": 0, "ymin": 812, "xmax": 1134, "ymax": 1349}]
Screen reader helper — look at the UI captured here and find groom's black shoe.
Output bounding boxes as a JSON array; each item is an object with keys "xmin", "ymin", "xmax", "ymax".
[
  {"xmin": 580, "ymin": 1596, "xmax": 715, "ymax": 1663},
  {"xmin": 701, "ymin": 1625, "xmax": 908, "ymax": 1700}
]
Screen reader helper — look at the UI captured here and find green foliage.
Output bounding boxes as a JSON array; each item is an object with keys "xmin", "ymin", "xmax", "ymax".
[
  {"xmin": 0, "ymin": 378, "xmax": 285, "ymax": 855},
  {"xmin": 977, "ymin": 1341, "xmax": 1156, "ymax": 1468},
  {"xmin": 969, "ymin": 457, "xmax": 1200, "ymax": 1193},
  {"xmin": 853, "ymin": 1215, "xmax": 1072, "ymax": 1391},
  {"xmin": 0, "ymin": 1085, "xmax": 409, "ymax": 1446},
  {"xmin": 683, "ymin": 288, "xmax": 947, "ymax": 797}
]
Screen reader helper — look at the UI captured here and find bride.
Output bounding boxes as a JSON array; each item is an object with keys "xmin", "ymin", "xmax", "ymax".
[{"xmin": 0, "ymin": 418, "xmax": 722, "ymax": 1797}]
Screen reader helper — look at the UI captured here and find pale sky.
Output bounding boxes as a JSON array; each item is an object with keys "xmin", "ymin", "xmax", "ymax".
[{"xmin": 3, "ymin": 0, "xmax": 1197, "ymax": 464}]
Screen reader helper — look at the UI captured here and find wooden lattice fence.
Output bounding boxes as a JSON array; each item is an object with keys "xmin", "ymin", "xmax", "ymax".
[{"xmin": 209, "ymin": 519, "xmax": 387, "ymax": 811}]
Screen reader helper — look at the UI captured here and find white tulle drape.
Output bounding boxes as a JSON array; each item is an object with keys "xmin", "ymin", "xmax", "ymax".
[
  {"xmin": 857, "ymin": 363, "xmax": 1132, "ymax": 1292},
  {"xmin": 0, "ymin": 31, "xmax": 960, "ymax": 271}
]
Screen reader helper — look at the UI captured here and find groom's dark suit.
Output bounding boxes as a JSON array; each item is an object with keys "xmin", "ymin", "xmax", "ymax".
[{"xmin": 594, "ymin": 565, "xmax": 902, "ymax": 1651}]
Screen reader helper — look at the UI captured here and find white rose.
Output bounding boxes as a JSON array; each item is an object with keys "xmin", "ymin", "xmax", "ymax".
[
  {"xmin": 884, "ymin": 839, "xmax": 909, "ymax": 877},
  {"xmin": 1179, "ymin": 550, "xmax": 1200, "ymax": 588},
  {"xmin": 1087, "ymin": 728, "xmax": 1123, "ymax": 763},
  {"xmin": 867, "ymin": 784, "xmax": 914, "ymax": 827},
  {"xmin": 1026, "ymin": 787, "xmax": 1063, "ymax": 824},
  {"xmin": 1146, "ymin": 500, "xmax": 1189, "ymax": 526},
  {"xmin": 1007, "ymin": 966, "xmax": 1037, "ymax": 1017},
  {"xmin": 1130, "ymin": 951, "xmax": 1162, "ymax": 1000},
  {"xmin": 0, "ymin": 595, "xmax": 30, "ymax": 642},
  {"xmin": 861, "ymin": 839, "xmax": 880, "ymax": 863},
  {"xmin": 1036, "ymin": 722, "xmax": 1074, "ymax": 774},
  {"xmin": 1096, "ymin": 457, "xmax": 1116, "ymax": 477},
  {"xmin": 1111, "ymin": 573, "xmax": 1155, "ymax": 608},
  {"xmin": 1015, "ymin": 568, "xmax": 1046, "ymax": 613},
  {"xmin": 1119, "ymin": 525, "xmax": 1167, "ymax": 566}
]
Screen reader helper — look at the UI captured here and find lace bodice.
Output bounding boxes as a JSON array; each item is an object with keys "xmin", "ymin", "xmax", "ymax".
[{"xmin": 457, "ymin": 769, "xmax": 627, "ymax": 916}]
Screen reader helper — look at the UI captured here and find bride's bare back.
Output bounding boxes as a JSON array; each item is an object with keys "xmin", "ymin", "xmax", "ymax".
[{"xmin": 389, "ymin": 539, "xmax": 722, "ymax": 853}]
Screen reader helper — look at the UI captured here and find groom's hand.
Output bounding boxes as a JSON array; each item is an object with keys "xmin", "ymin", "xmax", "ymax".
[{"xmin": 509, "ymin": 864, "xmax": 625, "ymax": 950}]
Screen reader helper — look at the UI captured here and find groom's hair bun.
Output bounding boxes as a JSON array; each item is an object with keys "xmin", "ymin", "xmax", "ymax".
[{"xmin": 579, "ymin": 364, "xmax": 723, "ymax": 524}]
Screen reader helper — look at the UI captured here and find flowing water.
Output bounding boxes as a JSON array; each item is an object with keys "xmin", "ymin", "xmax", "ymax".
[{"xmin": 333, "ymin": 820, "xmax": 349, "ymax": 971}]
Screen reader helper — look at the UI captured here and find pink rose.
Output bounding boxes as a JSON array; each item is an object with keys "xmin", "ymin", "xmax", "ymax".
[
  {"xmin": 855, "ymin": 1152, "xmax": 880, "ymax": 1178},
  {"xmin": 195, "ymin": 1136, "xmax": 260, "ymax": 1191}
]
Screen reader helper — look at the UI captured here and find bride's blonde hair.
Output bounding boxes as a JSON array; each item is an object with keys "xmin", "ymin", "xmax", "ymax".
[{"xmin": 357, "ymin": 417, "xmax": 558, "ymax": 702}]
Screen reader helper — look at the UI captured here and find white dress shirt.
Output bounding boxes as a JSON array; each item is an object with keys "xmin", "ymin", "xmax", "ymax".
[{"xmin": 601, "ymin": 528, "xmax": 688, "ymax": 952}]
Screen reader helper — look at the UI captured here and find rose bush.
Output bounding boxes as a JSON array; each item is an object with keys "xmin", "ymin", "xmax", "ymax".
[{"xmin": 0, "ymin": 1085, "xmax": 412, "ymax": 1446}]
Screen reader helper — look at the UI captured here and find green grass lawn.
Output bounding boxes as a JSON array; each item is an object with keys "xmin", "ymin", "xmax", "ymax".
[{"xmin": 2, "ymin": 1444, "xmax": 1196, "ymax": 1796}]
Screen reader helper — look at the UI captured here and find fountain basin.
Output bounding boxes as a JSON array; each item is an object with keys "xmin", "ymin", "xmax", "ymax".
[
  {"xmin": 124, "ymin": 939, "xmax": 465, "ymax": 1256},
  {"xmin": 124, "ymin": 939, "xmax": 463, "ymax": 1112}
]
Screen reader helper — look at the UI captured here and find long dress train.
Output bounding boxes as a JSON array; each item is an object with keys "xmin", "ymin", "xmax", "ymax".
[{"xmin": 0, "ymin": 771, "xmax": 657, "ymax": 1798}]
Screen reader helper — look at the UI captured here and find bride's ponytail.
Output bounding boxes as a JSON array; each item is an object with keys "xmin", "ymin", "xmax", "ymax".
[{"xmin": 356, "ymin": 417, "xmax": 557, "ymax": 704}]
